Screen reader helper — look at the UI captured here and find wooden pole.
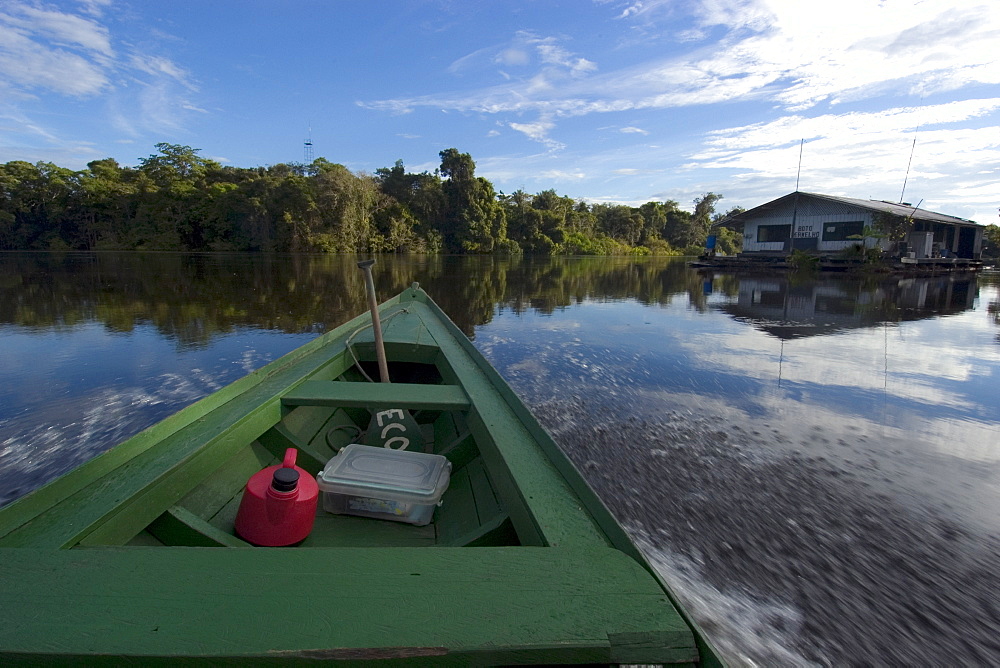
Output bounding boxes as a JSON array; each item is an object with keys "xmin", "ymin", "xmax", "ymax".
[{"xmin": 357, "ymin": 260, "xmax": 390, "ymax": 383}]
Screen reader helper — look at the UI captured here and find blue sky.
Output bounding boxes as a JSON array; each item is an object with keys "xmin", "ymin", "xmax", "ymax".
[{"xmin": 1, "ymin": 0, "xmax": 998, "ymax": 222}]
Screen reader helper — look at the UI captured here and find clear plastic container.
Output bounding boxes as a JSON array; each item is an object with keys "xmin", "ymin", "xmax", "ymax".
[{"xmin": 316, "ymin": 444, "xmax": 451, "ymax": 526}]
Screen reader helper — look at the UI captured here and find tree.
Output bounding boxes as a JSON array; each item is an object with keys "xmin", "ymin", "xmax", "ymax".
[
  {"xmin": 134, "ymin": 144, "xmax": 223, "ymax": 250},
  {"xmin": 0, "ymin": 161, "xmax": 80, "ymax": 249},
  {"xmin": 690, "ymin": 192, "xmax": 722, "ymax": 248},
  {"xmin": 79, "ymin": 158, "xmax": 138, "ymax": 249},
  {"xmin": 594, "ymin": 203, "xmax": 643, "ymax": 246},
  {"xmin": 438, "ymin": 149, "xmax": 507, "ymax": 253},
  {"xmin": 438, "ymin": 148, "xmax": 475, "ymax": 183},
  {"xmin": 1, "ymin": 143, "xmax": 737, "ymax": 256},
  {"xmin": 982, "ymin": 224, "xmax": 1000, "ymax": 259}
]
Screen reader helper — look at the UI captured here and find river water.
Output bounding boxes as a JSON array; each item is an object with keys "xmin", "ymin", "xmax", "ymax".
[{"xmin": 1, "ymin": 252, "xmax": 998, "ymax": 666}]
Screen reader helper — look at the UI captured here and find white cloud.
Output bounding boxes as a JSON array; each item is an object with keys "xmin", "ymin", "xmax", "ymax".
[
  {"xmin": 496, "ymin": 48, "xmax": 530, "ymax": 67},
  {"xmin": 536, "ymin": 42, "xmax": 597, "ymax": 78},
  {"xmin": 508, "ymin": 115, "xmax": 566, "ymax": 150},
  {"xmin": 367, "ymin": 0, "xmax": 1000, "ymax": 124},
  {"xmin": 621, "ymin": 126, "xmax": 649, "ymax": 135},
  {"xmin": 540, "ymin": 169, "xmax": 587, "ymax": 180},
  {"xmin": 129, "ymin": 54, "xmax": 196, "ymax": 90},
  {"xmin": 0, "ymin": 3, "xmax": 111, "ymax": 96},
  {"xmin": 686, "ymin": 99, "xmax": 1000, "ymax": 213},
  {"xmin": 0, "ymin": 1, "xmax": 204, "ymax": 151},
  {"xmin": 3, "ymin": 4, "xmax": 112, "ymax": 56},
  {"xmin": 0, "ymin": 28, "xmax": 109, "ymax": 96},
  {"xmin": 77, "ymin": 0, "xmax": 113, "ymax": 18}
]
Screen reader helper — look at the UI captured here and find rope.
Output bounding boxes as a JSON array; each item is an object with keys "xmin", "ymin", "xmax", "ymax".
[
  {"xmin": 325, "ymin": 423, "xmax": 363, "ymax": 451},
  {"xmin": 344, "ymin": 307, "xmax": 410, "ymax": 383}
]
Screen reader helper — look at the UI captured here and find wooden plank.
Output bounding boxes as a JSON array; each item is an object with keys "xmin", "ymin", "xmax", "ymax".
[
  {"xmin": 467, "ymin": 457, "xmax": 503, "ymax": 523},
  {"xmin": 610, "ymin": 630, "xmax": 700, "ymax": 664},
  {"xmin": 302, "ymin": 513, "xmax": 437, "ymax": 548},
  {"xmin": 0, "ymin": 546, "xmax": 697, "ymax": 664},
  {"xmin": 175, "ymin": 441, "xmax": 272, "ymax": 520},
  {"xmin": 279, "ymin": 404, "xmax": 339, "ymax": 447},
  {"xmin": 282, "ymin": 380, "xmax": 470, "ymax": 411},
  {"xmin": 434, "ymin": 465, "xmax": 481, "ymax": 546},
  {"xmin": 207, "ymin": 491, "xmax": 244, "ymax": 534},
  {"xmin": 147, "ymin": 506, "xmax": 250, "ymax": 548},
  {"xmin": 125, "ymin": 530, "xmax": 164, "ymax": 547},
  {"xmin": 307, "ymin": 408, "xmax": 363, "ymax": 461},
  {"xmin": 256, "ymin": 423, "xmax": 326, "ymax": 473}
]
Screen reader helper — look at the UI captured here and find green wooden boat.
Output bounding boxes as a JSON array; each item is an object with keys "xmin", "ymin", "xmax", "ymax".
[{"xmin": 0, "ymin": 282, "xmax": 723, "ymax": 666}]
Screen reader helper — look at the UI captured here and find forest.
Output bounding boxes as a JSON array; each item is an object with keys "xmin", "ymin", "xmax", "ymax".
[{"xmin": 0, "ymin": 144, "xmax": 744, "ymax": 255}]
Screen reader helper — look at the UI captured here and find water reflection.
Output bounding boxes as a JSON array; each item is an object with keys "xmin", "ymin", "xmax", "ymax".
[
  {"xmin": 702, "ymin": 272, "xmax": 979, "ymax": 339},
  {"xmin": 472, "ymin": 268, "xmax": 1000, "ymax": 666},
  {"xmin": 0, "ymin": 252, "xmax": 717, "ymax": 341}
]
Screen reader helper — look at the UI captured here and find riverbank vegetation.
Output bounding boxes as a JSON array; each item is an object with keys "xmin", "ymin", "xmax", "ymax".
[{"xmin": 0, "ymin": 144, "xmax": 743, "ymax": 255}]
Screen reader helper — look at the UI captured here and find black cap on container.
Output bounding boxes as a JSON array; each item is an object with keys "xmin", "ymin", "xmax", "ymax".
[{"xmin": 271, "ymin": 467, "xmax": 299, "ymax": 492}]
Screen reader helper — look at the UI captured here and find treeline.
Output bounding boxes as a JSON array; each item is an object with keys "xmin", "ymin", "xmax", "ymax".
[{"xmin": 0, "ymin": 144, "xmax": 742, "ymax": 255}]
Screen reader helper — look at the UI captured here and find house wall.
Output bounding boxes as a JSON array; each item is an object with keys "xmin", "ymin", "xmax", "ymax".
[{"xmin": 741, "ymin": 197, "xmax": 876, "ymax": 253}]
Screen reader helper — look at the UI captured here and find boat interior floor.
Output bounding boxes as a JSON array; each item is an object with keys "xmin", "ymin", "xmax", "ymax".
[{"xmin": 131, "ymin": 358, "xmax": 518, "ymax": 550}]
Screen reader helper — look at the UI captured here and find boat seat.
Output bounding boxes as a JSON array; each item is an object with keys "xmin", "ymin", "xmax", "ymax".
[
  {"xmin": 281, "ymin": 380, "xmax": 470, "ymax": 411},
  {"xmin": 0, "ymin": 545, "xmax": 699, "ymax": 665}
]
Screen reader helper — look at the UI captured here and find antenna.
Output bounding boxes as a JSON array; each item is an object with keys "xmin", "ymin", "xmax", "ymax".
[
  {"xmin": 899, "ymin": 127, "xmax": 918, "ymax": 203},
  {"xmin": 791, "ymin": 139, "xmax": 804, "ymax": 240},
  {"xmin": 304, "ymin": 125, "xmax": 314, "ymax": 163},
  {"xmin": 795, "ymin": 138, "xmax": 804, "ymax": 191}
]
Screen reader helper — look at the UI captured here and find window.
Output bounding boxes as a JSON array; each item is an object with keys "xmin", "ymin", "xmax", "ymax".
[
  {"xmin": 756, "ymin": 224, "xmax": 791, "ymax": 243},
  {"xmin": 822, "ymin": 220, "xmax": 864, "ymax": 241}
]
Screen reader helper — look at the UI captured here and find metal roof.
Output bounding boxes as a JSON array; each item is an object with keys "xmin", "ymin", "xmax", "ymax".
[{"xmin": 717, "ymin": 191, "xmax": 982, "ymax": 228}]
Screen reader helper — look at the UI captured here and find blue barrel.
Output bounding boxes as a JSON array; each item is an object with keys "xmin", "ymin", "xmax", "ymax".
[{"xmin": 705, "ymin": 235, "xmax": 717, "ymax": 250}]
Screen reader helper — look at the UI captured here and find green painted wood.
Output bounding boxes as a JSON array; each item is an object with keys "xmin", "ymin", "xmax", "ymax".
[
  {"xmin": 437, "ymin": 457, "xmax": 510, "ymax": 546},
  {"xmin": 76, "ymin": 401, "xmax": 285, "ymax": 547},
  {"xmin": 353, "ymin": 340, "xmax": 444, "ymax": 366},
  {"xmin": 308, "ymin": 409, "xmax": 364, "ymax": 459},
  {"xmin": 432, "ymin": 410, "xmax": 477, "ymax": 470},
  {"xmin": 256, "ymin": 423, "xmax": 326, "ymax": 473},
  {"xmin": 467, "ymin": 457, "xmax": 503, "ymax": 521},
  {"xmin": 125, "ymin": 530, "xmax": 164, "ymax": 547},
  {"xmin": 0, "ymin": 546, "xmax": 696, "ymax": 664},
  {"xmin": 175, "ymin": 442, "xmax": 273, "ymax": 520},
  {"xmin": 207, "ymin": 490, "xmax": 245, "ymax": 534},
  {"xmin": 281, "ymin": 380, "xmax": 470, "ymax": 411},
  {"xmin": 610, "ymin": 630, "xmax": 700, "ymax": 664},
  {"xmin": 279, "ymin": 404, "xmax": 340, "ymax": 448},
  {"xmin": 147, "ymin": 506, "xmax": 250, "ymax": 548},
  {"xmin": 300, "ymin": 512, "xmax": 438, "ymax": 548},
  {"xmin": 464, "ymin": 517, "xmax": 519, "ymax": 547},
  {"xmin": 434, "ymin": 464, "xmax": 480, "ymax": 546}
]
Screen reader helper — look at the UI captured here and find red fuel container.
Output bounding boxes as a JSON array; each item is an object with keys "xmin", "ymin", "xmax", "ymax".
[{"xmin": 234, "ymin": 448, "xmax": 318, "ymax": 546}]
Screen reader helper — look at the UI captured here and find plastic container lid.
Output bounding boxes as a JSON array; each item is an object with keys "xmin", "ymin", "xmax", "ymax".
[{"xmin": 317, "ymin": 444, "xmax": 451, "ymax": 504}]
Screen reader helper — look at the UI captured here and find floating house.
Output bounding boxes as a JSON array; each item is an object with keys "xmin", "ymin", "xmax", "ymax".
[{"xmin": 706, "ymin": 192, "xmax": 985, "ymax": 272}]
